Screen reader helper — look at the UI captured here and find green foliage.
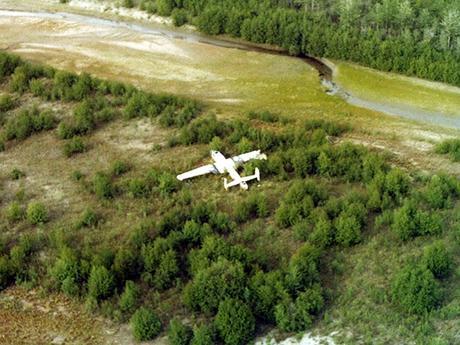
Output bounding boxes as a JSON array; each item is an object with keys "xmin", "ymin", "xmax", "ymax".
[
  {"xmin": 275, "ymin": 284, "xmax": 324, "ymax": 332},
  {"xmin": 141, "ymin": 238, "xmax": 179, "ymax": 290},
  {"xmin": 0, "ymin": 256, "xmax": 13, "ymax": 291},
  {"xmin": 131, "ymin": 307, "xmax": 162, "ymax": 341},
  {"xmin": 422, "ymin": 242, "xmax": 452, "ymax": 279},
  {"xmin": 92, "ymin": 172, "xmax": 115, "ymax": 199},
  {"xmin": 113, "ymin": 248, "xmax": 140, "ymax": 283},
  {"xmin": 111, "ymin": 160, "xmax": 131, "ymax": 177},
  {"xmin": 183, "ymin": 258, "xmax": 246, "ymax": 314},
  {"xmin": 247, "ymin": 110, "xmax": 280, "ymax": 123},
  {"xmin": 179, "ymin": 114, "xmax": 227, "ymax": 145},
  {"xmin": 172, "ymin": 9, "xmax": 188, "ymax": 27},
  {"xmin": 250, "ymin": 270, "xmax": 285, "ymax": 322},
  {"xmin": 424, "ymin": 174, "xmax": 459, "ymax": 209},
  {"xmin": 234, "ymin": 192, "xmax": 268, "ymax": 223},
  {"xmin": 26, "ymin": 202, "xmax": 48, "ymax": 225},
  {"xmin": 76, "ymin": 208, "xmax": 100, "ymax": 228},
  {"xmin": 123, "ymin": 0, "xmax": 134, "ymax": 8},
  {"xmin": 215, "ymin": 299, "xmax": 255, "ymax": 345},
  {"xmin": 435, "ymin": 139, "xmax": 460, "ymax": 162},
  {"xmin": 191, "ymin": 324, "xmax": 214, "ymax": 345},
  {"xmin": 5, "ymin": 201, "xmax": 25, "ymax": 223},
  {"xmin": 334, "ymin": 201, "xmax": 367, "ymax": 247},
  {"xmin": 168, "ymin": 319, "xmax": 193, "ymax": 345},
  {"xmin": 276, "ymin": 180, "xmax": 327, "ymax": 227},
  {"xmin": 4, "ymin": 106, "xmax": 57, "ymax": 142},
  {"xmin": 63, "ymin": 136, "xmax": 87, "ymax": 157},
  {"xmin": 0, "ymin": 94, "xmax": 14, "ymax": 112},
  {"xmin": 10, "ymin": 168, "xmax": 25, "ymax": 180},
  {"xmin": 156, "ymin": 0, "xmax": 174, "ymax": 16},
  {"xmin": 286, "ymin": 243, "xmax": 321, "ymax": 293},
  {"xmin": 119, "ymin": 280, "xmax": 140, "ymax": 315},
  {"xmin": 87, "ymin": 265, "xmax": 115, "ymax": 301},
  {"xmin": 392, "ymin": 264, "xmax": 442, "ymax": 314},
  {"xmin": 392, "ymin": 199, "xmax": 442, "ymax": 241},
  {"xmin": 49, "ymin": 247, "xmax": 82, "ymax": 296}
]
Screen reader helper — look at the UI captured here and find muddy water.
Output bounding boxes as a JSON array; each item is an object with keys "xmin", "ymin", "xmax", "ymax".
[{"xmin": 1, "ymin": 9, "xmax": 459, "ymax": 129}]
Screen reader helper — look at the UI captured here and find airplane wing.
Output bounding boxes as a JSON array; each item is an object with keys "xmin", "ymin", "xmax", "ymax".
[
  {"xmin": 177, "ymin": 164, "xmax": 218, "ymax": 181},
  {"xmin": 231, "ymin": 150, "xmax": 267, "ymax": 165}
]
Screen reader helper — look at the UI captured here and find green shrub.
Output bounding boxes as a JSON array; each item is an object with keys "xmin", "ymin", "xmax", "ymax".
[
  {"xmin": 0, "ymin": 256, "xmax": 13, "ymax": 291},
  {"xmin": 250, "ymin": 270, "xmax": 285, "ymax": 322},
  {"xmin": 435, "ymin": 139, "xmax": 460, "ymax": 162},
  {"xmin": 392, "ymin": 264, "xmax": 442, "ymax": 314},
  {"xmin": 5, "ymin": 201, "xmax": 25, "ymax": 223},
  {"xmin": 131, "ymin": 307, "xmax": 162, "ymax": 341},
  {"xmin": 335, "ymin": 213, "xmax": 362, "ymax": 247},
  {"xmin": 93, "ymin": 172, "xmax": 115, "ymax": 199},
  {"xmin": 50, "ymin": 248, "xmax": 82, "ymax": 296},
  {"xmin": 172, "ymin": 8, "xmax": 188, "ymax": 27},
  {"xmin": 274, "ymin": 284, "xmax": 324, "ymax": 332},
  {"xmin": 111, "ymin": 160, "xmax": 130, "ymax": 176},
  {"xmin": 392, "ymin": 199, "xmax": 442, "ymax": 241},
  {"xmin": 286, "ymin": 243, "xmax": 321, "ymax": 292},
  {"xmin": 76, "ymin": 208, "xmax": 100, "ymax": 228},
  {"xmin": 424, "ymin": 174, "xmax": 459, "ymax": 209},
  {"xmin": 88, "ymin": 265, "xmax": 115, "ymax": 301},
  {"xmin": 0, "ymin": 94, "xmax": 14, "ymax": 112},
  {"xmin": 191, "ymin": 324, "xmax": 214, "ymax": 345},
  {"xmin": 183, "ymin": 258, "xmax": 246, "ymax": 314},
  {"xmin": 168, "ymin": 319, "xmax": 193, "ymax": 345},
  {"xmin": 247, "ymin": 110, "xmax": 280, "ymax": 123},
  {"xmin": 234, "ymin": 193, "xmax": 268, "ymax": 223},
  {"xmin": 63, "ymin": 136, "xmax": 87, "ymax": 157},
  {"xmin": 153, "ymin": 249, "xmax": 179, "ymax": 290},
  {"xmin": 119, "ymin": 280, "xmax": 140, "ymax": 315},
  {"xmin": 123, "ymin": 0, "xmax": 134, "ymax": 8},
  {"xmin": 310, "ymin": 214, "xmax": 334, "ymax": 248},
  {"xmin": 422, "ymin": 242, "xmax": 452, "ymax": 279},
  {"xmin": 156, "ymin": 0, "xmax": 174, "ymax": 16},
  {"xmin": 10, "ymin": 168, "xmax": 25, "ymax": 180},
  {"xmin": 4, "ymin": 107, "xmax": 57, "ymax": 142},
  {"xmin": 26, "ymin": 202, "xmax": 48, "ymax": 225},
  {"xmin": 215, "ymin": 299, "xmax": 255, "ymax": 345},
  {"xmin": 29, "ymin": 79, "xmax": 48, "ymax": 98}
]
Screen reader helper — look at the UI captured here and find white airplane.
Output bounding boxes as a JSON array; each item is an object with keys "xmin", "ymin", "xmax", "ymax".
[{"xmin": 177, "ymin": 150, "xmax": 267, "ymax": 190}]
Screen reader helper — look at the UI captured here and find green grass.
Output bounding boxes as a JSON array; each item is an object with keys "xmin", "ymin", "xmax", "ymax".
[{"xmin": 335, "ymin": 61, "xmax": 460, "ymax": 117}]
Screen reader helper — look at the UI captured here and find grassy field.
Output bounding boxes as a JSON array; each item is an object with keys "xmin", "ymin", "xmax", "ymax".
[{"xmin": 335, "ymin": 61, "xmax": 460, "ymax": 118}]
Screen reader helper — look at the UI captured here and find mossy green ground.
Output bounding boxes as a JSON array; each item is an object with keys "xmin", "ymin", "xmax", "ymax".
[{"xmin": 335, "ymin": 61, "xmax": 460, "ymax": 118}]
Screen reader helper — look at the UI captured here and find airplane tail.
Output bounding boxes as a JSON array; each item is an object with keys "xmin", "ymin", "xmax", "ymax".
[{"xmin": 224, "ymin": 168, "xmax": 260, "ymax": 190}]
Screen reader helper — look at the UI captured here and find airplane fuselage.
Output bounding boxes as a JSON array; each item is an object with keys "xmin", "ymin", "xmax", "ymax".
[{"xmin": 211, "ymin": 151, "xmax": 249, "ymax": 189}]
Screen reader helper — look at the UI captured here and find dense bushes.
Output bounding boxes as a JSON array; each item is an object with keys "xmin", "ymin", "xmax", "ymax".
[
  {"xmin": 392, "ymin": 264, "xmax": 442, "ymax": 314},
  {"xmin": 168, "ymin": 319, "xmax": 193, "ymax": 345},
  {"xmin": 87, "ymin": 265, "xmax": 115, "ymax": 301},
  {"xmin": 392, "ymin": 199, "xmax": 442, "ymax": 241},
  {"xmin": 63, "ymin": 136, "xmax": 87, "ymax": 157},
  {"xmin": 131, "ymin": 307, "xmax": 162, "ymax": 341},
  {"xmin": 274, "ymin": 284, "xmax": 324, "ymax": 332},
  {"xmin": 422, "ymin": 242, "xmax": 452, "ymax": 279},
  {"xmin": 215, "ymin": 299, "xmax": 255, "ymax": 345},
  {"xmin": 183, "ymin": 258, "xmax": 246, "ymax": 314},
  {"xmin": 3, "ymin": 106, "xmax": 57, "ymax": 142}
]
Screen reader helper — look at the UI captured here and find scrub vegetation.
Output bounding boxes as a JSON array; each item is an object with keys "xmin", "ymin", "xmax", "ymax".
[{"xmin": 0, "ymin": 52, "xmax": 459, "ymax": 345}]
